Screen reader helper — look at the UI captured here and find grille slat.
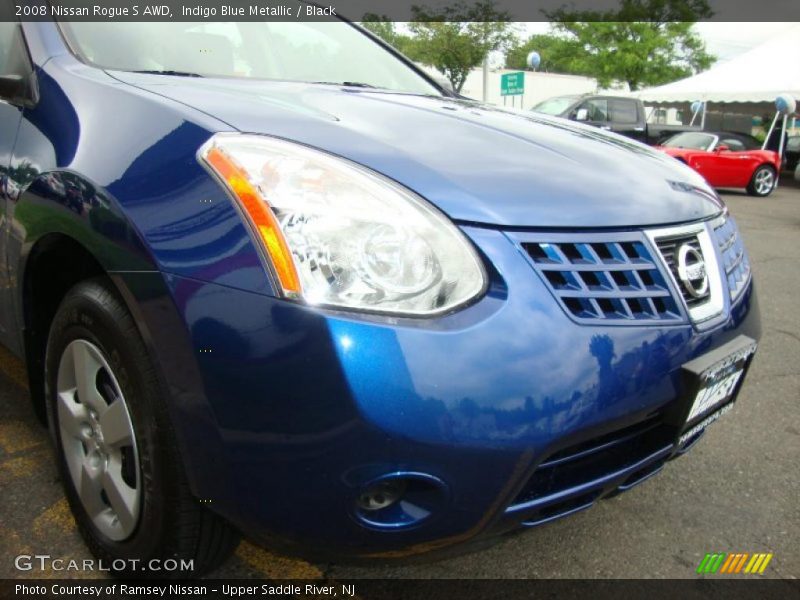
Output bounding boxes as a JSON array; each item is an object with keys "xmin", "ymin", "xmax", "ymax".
[
  {"xmin": 523, "ymin": 239, "xmax": 682, "ymax": 324},
  {"xmin": 712, "ymin": 216, "xmax": 751, "ymax": 302},
  {"xmin": 527, "ymin": 262, "xmax": 657, "ymax": 273},
  {"xmin": 558, "ymin": 289, "xmax": 672, "ymax": 299},
  {"xmin": 508, "ymin": 413, "xmax": 674, "ymax": 512}
]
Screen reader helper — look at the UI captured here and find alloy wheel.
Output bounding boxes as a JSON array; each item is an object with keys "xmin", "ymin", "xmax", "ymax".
[
  {"xmin": 56, "ymin": 339, "xmax": 141, "ymax": 541},
  {"xmin": 754, "ymin": 168, "xmax": 774, "ymax": 195}
]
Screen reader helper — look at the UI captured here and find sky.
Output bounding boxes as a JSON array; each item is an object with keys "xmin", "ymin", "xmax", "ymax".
[
  {"xmin": 522, "ymin": 22, "xmax": 798, "ymax": 63},
  {"xmin": 693, "ymin": 22, "xmax": 798, "ymax": 62}
]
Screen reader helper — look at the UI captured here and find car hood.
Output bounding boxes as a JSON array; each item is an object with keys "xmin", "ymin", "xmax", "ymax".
[
  {"xmin": 114, "ymin": 74, "xmax": 723, "ymax": 228},
  {"xmin": 659, "ymin": 147, "xmax": 698, "ymax": 157}
]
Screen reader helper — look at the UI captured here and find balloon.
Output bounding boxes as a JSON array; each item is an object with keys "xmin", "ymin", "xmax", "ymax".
[
  {"xmin": 691, "ymin": 101, "xmax": 703, "ymax": 114},
  {"xmin": 775, "ymin": 94, "xmax": 797, "ymax": 115},
  {"xmin": 527, "ymin": 51, "xmax": 541, "ymax": 70}
]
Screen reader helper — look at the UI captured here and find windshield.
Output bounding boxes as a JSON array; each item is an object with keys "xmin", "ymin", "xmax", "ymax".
[
  {"xmin": 531, "ymin": 96, "xmax": 579, "ymax": 116},
  {"xmin": 663, "ymin": 132, "xmax": 716, "ymax": 151},
  {"xmin": 57, "ymin": 19, "xmax": 440, "ymax": 96}
]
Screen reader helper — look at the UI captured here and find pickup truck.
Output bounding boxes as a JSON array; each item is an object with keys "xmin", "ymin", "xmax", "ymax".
[{"xmin": 532, "ymin": 94, "xmax": 698, "ymax": 145}]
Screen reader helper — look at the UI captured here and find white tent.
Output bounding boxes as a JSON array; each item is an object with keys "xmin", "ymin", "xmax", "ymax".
[{"xmin": 635, "ymin": 24, "xmax": 800, "ymax": 104}]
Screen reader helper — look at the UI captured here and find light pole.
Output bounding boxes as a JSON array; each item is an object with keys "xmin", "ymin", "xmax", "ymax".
[
  {"xmin": 482, "ymin": 56, "xmax": 489, "ymax": 103},
  {"xmin": 526, "ymin": 51, "xmax": 540, "ymax": 109}
]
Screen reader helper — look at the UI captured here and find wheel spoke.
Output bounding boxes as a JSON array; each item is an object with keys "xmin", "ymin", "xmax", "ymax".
[
  {"xmin": 102, "ymin": 462, "xmax": 139, "ymax": 533},
  {"xmin": 72, "ymin": 342, "xmax": 107, "ymax": 414},
  {"xmin": 57, "ymin": 392, "xmax": 89, "ymax": 440},
  {"xmin": 79, "ymin": 459, "xmax": 105, "ymax": 518},
  {"xmin": 99, "ymin": 400, "xmax": 134, "ymax": 447},
  {"xmin": 56, "ymin": 338, "xmax": 141, "ymax": 541},
  {"xmin": 753, "ymin": 168, "xmax": 773, "ymax": 195}
]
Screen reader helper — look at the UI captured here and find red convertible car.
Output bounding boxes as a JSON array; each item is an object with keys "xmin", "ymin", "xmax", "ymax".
[{"xmin": 658, "ymin": 131, "xmax": 781, "ymax": 197}]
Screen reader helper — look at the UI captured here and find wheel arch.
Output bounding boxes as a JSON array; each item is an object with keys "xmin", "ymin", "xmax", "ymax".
[
  {"xmin": 11, "ymin": 166, "xmax": 230, "ymax": 502},
  {"xmin": 20, "ymin": 231, "xmax": 221, "ymax": 507},
  {"xmin": 19, "ymin": 232, "xmax": 157, "ymax": 424}
]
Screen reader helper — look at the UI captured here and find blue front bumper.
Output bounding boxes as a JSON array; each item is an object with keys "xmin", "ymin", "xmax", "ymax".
[{"xmin": 124, "ymin": 222, "xmax": 760, "ymax": 559}]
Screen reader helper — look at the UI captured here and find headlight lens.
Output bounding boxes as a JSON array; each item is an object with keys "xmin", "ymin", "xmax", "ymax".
[{"xmin": 200, "ymin": 134, "xmax": 485, "ymax": 315}]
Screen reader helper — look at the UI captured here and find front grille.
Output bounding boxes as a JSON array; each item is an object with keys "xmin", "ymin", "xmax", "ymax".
[
  {"xmin": 713, "ymin": 216, "xmax": 751, "ymax": 302},
  {"xmin": 506, "ymin": 414, "xmax": 675, "ymax": 525},
  {"xmin": 654, "ymin": 233, "xmax": 709, "ymax": 309},
  {"xmin": 522, "ymin": 239, "xmax": 681, "ymax": 323}
]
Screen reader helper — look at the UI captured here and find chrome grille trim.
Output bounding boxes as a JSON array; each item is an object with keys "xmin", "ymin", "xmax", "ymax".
[
  {"xmin": 646, "ymin": 222, "xmax": 724, "ymax": 324},
  {"xmin": 712, "ymin": 215, "xmax": 751, "ymax": 302},
  {"xmin": 654, "ymin": 233, "xmax": 708, "ymax": 309}
]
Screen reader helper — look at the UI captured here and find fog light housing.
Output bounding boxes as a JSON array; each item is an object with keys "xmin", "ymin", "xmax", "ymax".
[
  {"xmin": 358, "ymin": 479, "xmax": 408, "ymax": 512},
  {"xmin": 353, "ymin": 472, "xmax": 447, "ymax": 530}
]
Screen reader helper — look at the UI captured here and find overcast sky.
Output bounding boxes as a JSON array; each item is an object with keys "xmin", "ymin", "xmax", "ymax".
[
  {"xmin": 693, "ymin": 22, "xmax": 798, "ymax": 61},
  {"xmin": 523, "ymin": 22, "xmax": 798, "ymax": 63}
]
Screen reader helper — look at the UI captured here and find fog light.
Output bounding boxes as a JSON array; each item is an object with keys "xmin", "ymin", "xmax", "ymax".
[
  {"xmin": 353, "ymin": 472, "xmax": 447, "ymax": 530},
  {"xmin": 358, "ymin": 479, "xmax": 407, "ymax": 511}
]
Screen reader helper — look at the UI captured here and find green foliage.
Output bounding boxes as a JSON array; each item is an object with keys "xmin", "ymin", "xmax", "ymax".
[
  {"xmin": 506, "ymin": 34, "xmax": 591, "ymax": 76},
  {"xmin": 363, "ymin": 2, "xmax": 516, "ymax": 93},
  {"xmin": 360, "ymin": 14, "xmax": 417, "ymax": 57},
  {"xmin": 409, "ymin": 1, "xmax": 517, "ymax": 93},
  {"xmin": 507, "ymin": 0, "xmax": 716, "ymax": 90}
]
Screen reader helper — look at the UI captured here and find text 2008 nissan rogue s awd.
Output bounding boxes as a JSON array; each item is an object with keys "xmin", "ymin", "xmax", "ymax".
[{"xmin": 0, "ymin": 16, "xmax": 759, "ymax": 576}]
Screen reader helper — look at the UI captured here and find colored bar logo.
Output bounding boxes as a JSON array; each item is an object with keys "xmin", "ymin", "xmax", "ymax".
[{"xmin": 697, "ymin": 552, "xmax": 773, "ymax": 574}]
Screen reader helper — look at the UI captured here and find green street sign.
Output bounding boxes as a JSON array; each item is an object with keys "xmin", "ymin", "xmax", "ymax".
[{"xmin": 501, "ymin": 71, "xmax": 525, "ymax": 96}]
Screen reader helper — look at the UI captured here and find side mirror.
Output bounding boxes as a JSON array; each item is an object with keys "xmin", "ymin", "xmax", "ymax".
[
  {"xmin": 0, "ymin": 74, "xmax": 26, "ymax": 100},
  {"xmin": 574, "ymin": 107, "xmax": 589, "ymax": 122},
  {"xmin": 715, "ymin": 145, "xmax": 730, "ymax": 153}
]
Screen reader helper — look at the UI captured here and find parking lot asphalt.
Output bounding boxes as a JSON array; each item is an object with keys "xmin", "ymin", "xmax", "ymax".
[{"xmin": 1, "ymin": 185, "xmax": 798, "ymax": 581}]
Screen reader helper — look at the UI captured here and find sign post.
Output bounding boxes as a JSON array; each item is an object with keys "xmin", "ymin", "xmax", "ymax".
[{"xmin": 500, "ymin": 71, "xmax": 525, "ymax": 108}]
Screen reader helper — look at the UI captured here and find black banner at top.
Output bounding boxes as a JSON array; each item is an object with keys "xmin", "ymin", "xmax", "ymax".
[{"xmin": 4, "ymin": 0, "xmax": 800, "ymax": 22}]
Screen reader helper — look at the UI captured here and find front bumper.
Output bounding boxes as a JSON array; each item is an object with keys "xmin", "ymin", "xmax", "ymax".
[{"xmin": 120, "ymin": 221, "xmax": 761, "ymax": 559}]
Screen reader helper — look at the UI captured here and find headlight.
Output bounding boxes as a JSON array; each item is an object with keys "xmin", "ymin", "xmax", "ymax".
[{"xmin": 199, "ymin": 133, "xmax": 486, "ymax": 315}]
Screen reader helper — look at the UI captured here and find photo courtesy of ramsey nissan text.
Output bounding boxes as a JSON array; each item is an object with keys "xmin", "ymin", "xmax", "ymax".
[{"xmin": 0, "ymin": 1, "xmax": 797, "ymax": 598}]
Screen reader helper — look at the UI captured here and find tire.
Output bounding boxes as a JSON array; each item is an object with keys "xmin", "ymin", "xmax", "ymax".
[
  {"xmin": 44, "ymin": 277, "xmax": 238, "ymax": 578},
  {"xmin": 746, "ymin": 165, "xmax": 776, "ymax": 197}
]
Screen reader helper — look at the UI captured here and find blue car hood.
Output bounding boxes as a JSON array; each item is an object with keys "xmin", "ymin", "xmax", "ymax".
[{"xmin": 114, "ymin": 75, "xmax": 723, "ymax": 228}]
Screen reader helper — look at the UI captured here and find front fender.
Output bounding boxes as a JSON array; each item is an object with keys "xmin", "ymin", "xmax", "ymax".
[
  {"xmin": 9, "ymin": 53, "xmax": 271, "ymax": 293},
  {"xmin": 4, "ymin": 51, "xmax": 263, "ymax": 501},
  {"xmin": 13, "ymin": 169, "xmax": 156, "ymax": 274}
]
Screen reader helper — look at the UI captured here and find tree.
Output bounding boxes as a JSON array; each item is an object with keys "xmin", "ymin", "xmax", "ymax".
[
  {"xmin": 360, "ymin": 14, "xmax": 417, "ymax": 56},
  {"xmin": 506, "ymin": 34, "xmax": 590, "ymax": 75},
  {"xmin": 507, "ymin": 0, "xmax": 716, "ymax": 91},
  {"xmin": 408, "ymin": 1, "xmax": 517, "ymax": 93}
]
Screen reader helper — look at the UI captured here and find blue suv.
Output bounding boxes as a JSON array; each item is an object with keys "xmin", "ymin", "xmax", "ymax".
[{"xmin": 0, "ymin": 16, "xmax": 759, "ymax": 576}]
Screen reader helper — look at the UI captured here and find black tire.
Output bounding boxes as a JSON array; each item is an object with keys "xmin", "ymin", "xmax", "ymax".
[
  {"xmin": 746, "ymin": 165, "xmax": 776, "ymax": 197},
  {"xmin": 44, "ymin": 277, "xmax": 238, "ymax": 578}
]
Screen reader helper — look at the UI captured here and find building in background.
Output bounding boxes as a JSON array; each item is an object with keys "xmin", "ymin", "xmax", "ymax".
[{"xmin": 418, "ymin": 65, "xmax": 614, "ymax": 110}]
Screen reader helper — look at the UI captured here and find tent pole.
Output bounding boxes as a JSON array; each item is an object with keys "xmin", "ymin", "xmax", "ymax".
[
  {"xmin": 762, "ymin": 112, "xmax": 780, "ymax": 151},
  {"xmin": 700, "ymin": 102, "xmax": 707, "ymax": 129},
  {"xmin": 777, "ymin": 114, "xmax": 788, "ymax": 159}
]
